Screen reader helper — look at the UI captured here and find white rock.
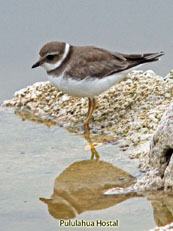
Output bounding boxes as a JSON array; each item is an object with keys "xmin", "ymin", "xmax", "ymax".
[{"xmin": 43, "ymin": 105, "xmax": 50, "ymax": 112}]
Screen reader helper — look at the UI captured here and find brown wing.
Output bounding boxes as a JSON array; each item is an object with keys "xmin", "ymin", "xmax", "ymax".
[
  {"xmin": 65, "ymin": 46, "xmax": 164, "ymax": 80},
  {"xmin": 65, "ymin": 47, "xmax": 129, "ymax": 80}
]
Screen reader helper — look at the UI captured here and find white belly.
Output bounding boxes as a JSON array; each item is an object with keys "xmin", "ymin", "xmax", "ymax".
[{"xmin": 47, "ymin": 72, "xmax": 128, "ymax": 98}]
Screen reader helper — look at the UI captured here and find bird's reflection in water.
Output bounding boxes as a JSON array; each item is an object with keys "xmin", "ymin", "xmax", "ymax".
[
  {"xmin": 14, "ymin": 109, "xmax": 137, "ymax": 219},
  {"xmin": 12, "ymin": 107, "xmax": 173, "ymax": 226},
  {"xmin": 40, "ymin": 159, "xmax": 137, "ymax": 220},
  {"xmin": 40, "ymin": 128, "xmax": 137, "ymax": 220}
]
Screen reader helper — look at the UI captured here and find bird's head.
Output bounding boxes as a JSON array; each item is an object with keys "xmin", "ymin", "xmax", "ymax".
[{"xmin": 32, "ymin": 41, "xmax": 70, "ymax": 72}]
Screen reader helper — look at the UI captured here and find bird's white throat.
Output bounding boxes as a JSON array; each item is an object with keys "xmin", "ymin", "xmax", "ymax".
[{"xmin": 42, "ymin": 43, "xmax": 70, "ymax": 72}]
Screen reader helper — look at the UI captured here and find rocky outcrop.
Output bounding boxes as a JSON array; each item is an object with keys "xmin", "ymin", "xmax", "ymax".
[
  {"xmin": 3, "ymin": 70, "xmax": 173, "ymax": 148},
  {"xmin": 150, "ymin": 102, "xmax": 173, "ymax": 192},
  {"xmin": 135, "ymin": 102, "xmax": 173, "ymax": 193}
]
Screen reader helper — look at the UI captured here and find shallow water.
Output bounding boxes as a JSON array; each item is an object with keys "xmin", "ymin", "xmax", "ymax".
[{"xmin": 1, "ymin": 107, "xmax": 173, "ymax": 231}]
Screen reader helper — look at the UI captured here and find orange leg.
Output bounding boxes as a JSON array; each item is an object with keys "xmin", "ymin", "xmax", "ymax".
[
  {"xmin": 87, "ymin": 98, "xmax": 92, "ymax": 117},
  {"xmin": 84, "ymin": 98, "xmax": 96, "ymax": 127}
]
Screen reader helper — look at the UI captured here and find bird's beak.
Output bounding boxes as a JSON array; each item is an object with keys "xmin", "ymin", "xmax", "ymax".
[{"xmin": 32, "ymin": 60, "xmax": 40, "ymax": 69}]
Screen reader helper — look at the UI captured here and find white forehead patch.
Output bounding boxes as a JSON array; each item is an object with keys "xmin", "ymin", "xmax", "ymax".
[{"xmin": 42, "ymin": 43, "xmax": 70, "ymax": 71}]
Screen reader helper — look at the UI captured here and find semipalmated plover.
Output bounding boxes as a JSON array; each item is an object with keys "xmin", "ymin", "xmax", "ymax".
[{"xmin": 32, "ymin": 41, "xmax": 164, "ymax": 126}]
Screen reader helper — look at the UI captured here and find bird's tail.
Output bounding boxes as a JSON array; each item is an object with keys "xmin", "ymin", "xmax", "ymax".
[
  {"xmin": 141, "ymin": 51, "xmax": 165, "ymax": 62},
  {"xmin": 125, "ymin": 51, "xmax": 165, "ymax": 63},
  {"xmin": 123, "ymin": 51, "xmax": 165, "ymax": 70}
]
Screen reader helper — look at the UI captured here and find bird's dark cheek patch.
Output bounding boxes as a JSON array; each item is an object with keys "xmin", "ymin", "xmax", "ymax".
[{"xmin": 52, "ymin": 55, "xmax": 63, "ymax": 63}]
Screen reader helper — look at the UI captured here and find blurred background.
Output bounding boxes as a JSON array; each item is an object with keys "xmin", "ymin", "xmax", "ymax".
[{"xmin": 0, "ymin": 0, "xmax": 172, "ymax": 100}]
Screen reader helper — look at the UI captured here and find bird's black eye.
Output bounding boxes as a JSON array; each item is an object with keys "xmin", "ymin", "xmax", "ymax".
[{"xmin": 46, "ymin": 55, "xmax": 55, "ymax": 61}]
